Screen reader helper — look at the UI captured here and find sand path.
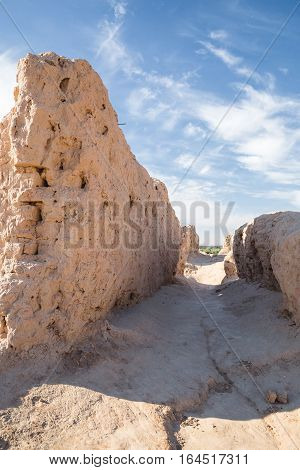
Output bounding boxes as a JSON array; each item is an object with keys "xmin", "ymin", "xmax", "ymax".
[{"xmin": 1, "ymin": 253, "xmax": 300, "ymax": 449}]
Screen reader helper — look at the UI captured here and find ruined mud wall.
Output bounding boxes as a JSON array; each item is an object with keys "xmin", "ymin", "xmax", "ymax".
[
  {"xmin": 0, "ymin": 52, "xmax": 181, "ymax": 350},
  {"xmin": 233, "ymin": 212, "xmax": 300, "ymax": 319},
  {"xmin": 220, "ymin": 235, "xmax": 237, "ymax": 278},
  {"xmin": 176, "ymin": 225, "xmax": 199, "ymax": 274},
  {"xmin": 219, "ymin": 234, "xmax": 232, "ymax": 255},
  {"xmin": 224, "ymin": 249, "xmax": 237, "ymax": 279}
]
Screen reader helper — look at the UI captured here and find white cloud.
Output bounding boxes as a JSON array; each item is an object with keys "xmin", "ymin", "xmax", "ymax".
[
  {"xmin": 126, "ymin": 68, "xmax": 300, "ymax": 186},
  {"xmin": 198, "ymin": 39, "xmax": 273, "ymax": 85},
  {"xmin": 93, "ymin": 1, "xmax": 300, "ymax": 211},
  {"xmin": 265, "ymin": 190, "xmax": 300, "ymax": 209},
  {"xmin": 126, "ymin": 74, "xmax": 209, "ymax": 132},
  {"xmin": 279, "ymin": 67, "xmax": 288, "ymax": 75},
  {"xmin": 175, "ymin": 152, "xmax": 212, "ymax": 178},
  {"xmin": 143, "ymin": 72, "xmax": 178, "ymax": 89},
  {"xmin": 127, "ymin": 86, "xmax": 173, "ymax": 123},
  {"xmin": 95, "ymin": 19, "xmax": 141, "ymax": 76},
  {"xmin": 175, "ymin": 152, "xmax": 195, "ymax": 169},
  {"xmin": 234, "ymin": 65, "xmax": 252, "ymax": 77},
  {"xmin": 197, "ymin": 85, "xmax": 300, "ymax": 184},
  {"xmin": 199, "ymin": 164, "xmax": 211, "ymax": 175},
  {"xmin": 95, "ymin": 2, "xmax": 141, "ymax": 77},
  {"xmin": 183, "ymin": 122, "xmax": 206, "ymax": 138},
  {"xmin": 0, "ymin": 50, "xmax": 17, "ymax": 120},
  {"xmin": 124, "ymin": 56, "xmax": 300, "ymax": 185},
  {"xmin": 111, "ymin": 1, "xmax": 127, "ymax": 19},
  {"xmin": 209, "ymin": 30, "xmax": 228, "ymax": 41},
  {"xmin": 199, "ymin": 41, "xmax": 241, "ymax": 67}
]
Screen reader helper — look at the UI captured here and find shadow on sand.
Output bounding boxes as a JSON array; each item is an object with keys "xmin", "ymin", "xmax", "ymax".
[{"xmin": 1, "ymin": 254, "xmax": 300, "ymax": 428}]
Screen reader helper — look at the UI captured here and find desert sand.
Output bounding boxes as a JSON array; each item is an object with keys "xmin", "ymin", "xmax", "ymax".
[{"xmin": 1, "ymin": 252, "xmax": 299, "ymax": 450}]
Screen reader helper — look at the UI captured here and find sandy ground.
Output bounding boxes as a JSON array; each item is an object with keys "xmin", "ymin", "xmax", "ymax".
[{"xmin": 1, "ymin": 253, "xmax": 300, "ymax": 450}]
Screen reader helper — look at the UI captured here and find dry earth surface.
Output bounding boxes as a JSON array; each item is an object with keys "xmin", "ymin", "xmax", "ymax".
[{"xmin": 1, "ymin": 253, "xmax": 300, "ymax": 450}]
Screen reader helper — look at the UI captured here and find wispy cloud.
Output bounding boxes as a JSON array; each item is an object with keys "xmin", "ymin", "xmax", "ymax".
[
  {"xmin": 279, "ymin": 67, "xmax": 288, "ymax": 75},
  {"xmin": 109, "ymin": 0, "xmax": 127, "ymax": 19},
  {"xmin": 198, "ymin": 85, "xmax": 300, "ymax": 184},
  {"xmin": 92, "ymin": 1, "xmax": 300, "ymax": 240},
  {"xmin": 95, "ymin": 1, "xmax": 141, "ymax": 77},
  {"xmin": 176, "ymin": 152, "xmax": 211, "ymax": 176},
  {"xmin": 123, "ymin": 38, "xmax": 300, "ymax": 187},
  {"xmin": 117, "ymin": 39, "xmax": 299, "ymax": 187},
  {"xmin": 262, "ymin": 189, "xmax": 300, "ymax": 209},
  {"xmin": 199, "ymin": 40, "xmax": 241, "ymax": 67},
  {"xmin": 209, "ymin": 30, "xmax": 228, "ymax": 41},
  {"xmin": 197, "ymin": 39, "xmax": 266, "ymax": 82},
  {"xmin": 183, "ymin": 122, "xmax": 206, "ymax": 139},
  {"xmin": 197, "ymin": 33, "xmax": 276, "ymax": 88}
]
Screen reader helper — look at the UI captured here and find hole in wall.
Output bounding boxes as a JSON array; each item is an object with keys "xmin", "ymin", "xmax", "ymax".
[
  {"xmin": 45, "ymin": 137, "xmax": 52, "ymax": 151},
  {"xmin": 22, "ymin": 242, "xmax": 39, "ymax": 256},
  {"xmin": 36, "ymin": 168, "xmax": 49, "ymax": 187},
  {"xmin": 80, "ymin": 174, "xmax": 88, "ymax": 189},
  {"xmin": 36, "ymin": 206, "xmax": 43, "ymax": 222},
  {"xmin": 152, "ymin": 203, "xmax": 157, "ymax": 217},
  {"xmin": 41, "ymin": 175, "xmax": 49, "ymax": 187},
  {"xmin": 59, "ymin": 77, "xmax": 70, "ymax": 93},
  {"xmin": 0, "ymin": 315, "xmax": 7, "ymax": 339},
  {"xmin": 102, "ymin": 125, "xmax": 108, "ymax": 136},
  {"xmin": 86, "ymin": 109, "xmax": 94, "ymax": 117}
]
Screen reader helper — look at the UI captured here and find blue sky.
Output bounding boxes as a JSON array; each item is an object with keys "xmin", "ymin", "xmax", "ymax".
[{"xmin": 1, "ymin": 0, "xmax": 300, "ymax": 243}]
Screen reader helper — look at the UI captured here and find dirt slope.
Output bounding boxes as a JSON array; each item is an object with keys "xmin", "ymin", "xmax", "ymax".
[{"xmin": 1, "ymin": 254, "xmax": 300, "ymax": 450}]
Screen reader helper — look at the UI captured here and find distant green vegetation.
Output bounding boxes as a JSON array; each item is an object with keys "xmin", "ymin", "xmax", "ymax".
[{"xmin": 200, "ymin": 246, "xmax": 221, "ymax": 255}]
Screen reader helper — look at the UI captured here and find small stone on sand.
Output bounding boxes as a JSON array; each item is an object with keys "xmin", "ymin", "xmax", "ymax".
[
  {"xmin": 277, "ymin": 392, "xmax": 288, "ymax": 404},
  {"xmin": 266, "ymin": 390, "xmax": 277, "ymax": 404}
]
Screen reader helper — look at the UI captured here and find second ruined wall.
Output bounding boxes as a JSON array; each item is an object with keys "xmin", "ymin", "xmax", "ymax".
[
  {"xmin": 176, "ymin": 225, "xmax": 200, "ymax": 274},
  {"xmin": 233, "ymin": 211, "xmax": 300, "ymax": 320}
]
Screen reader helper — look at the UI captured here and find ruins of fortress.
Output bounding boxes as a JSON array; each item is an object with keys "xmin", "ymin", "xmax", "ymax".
[{"xmin": 0, "ymin": 52, "xmax": 299, "ymax": 357}]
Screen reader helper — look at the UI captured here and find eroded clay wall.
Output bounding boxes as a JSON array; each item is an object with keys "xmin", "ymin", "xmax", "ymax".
[
  {"xmin": 233, "ymin": 212, "xmax": 300, "ymax": 320},
  {"xmin": 176, "ymin": 225, "xmax": 199, "ymax": 275},
  {"xmin": 0, "ymin": 52, "xmax": 181, "ymax": 350}
]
